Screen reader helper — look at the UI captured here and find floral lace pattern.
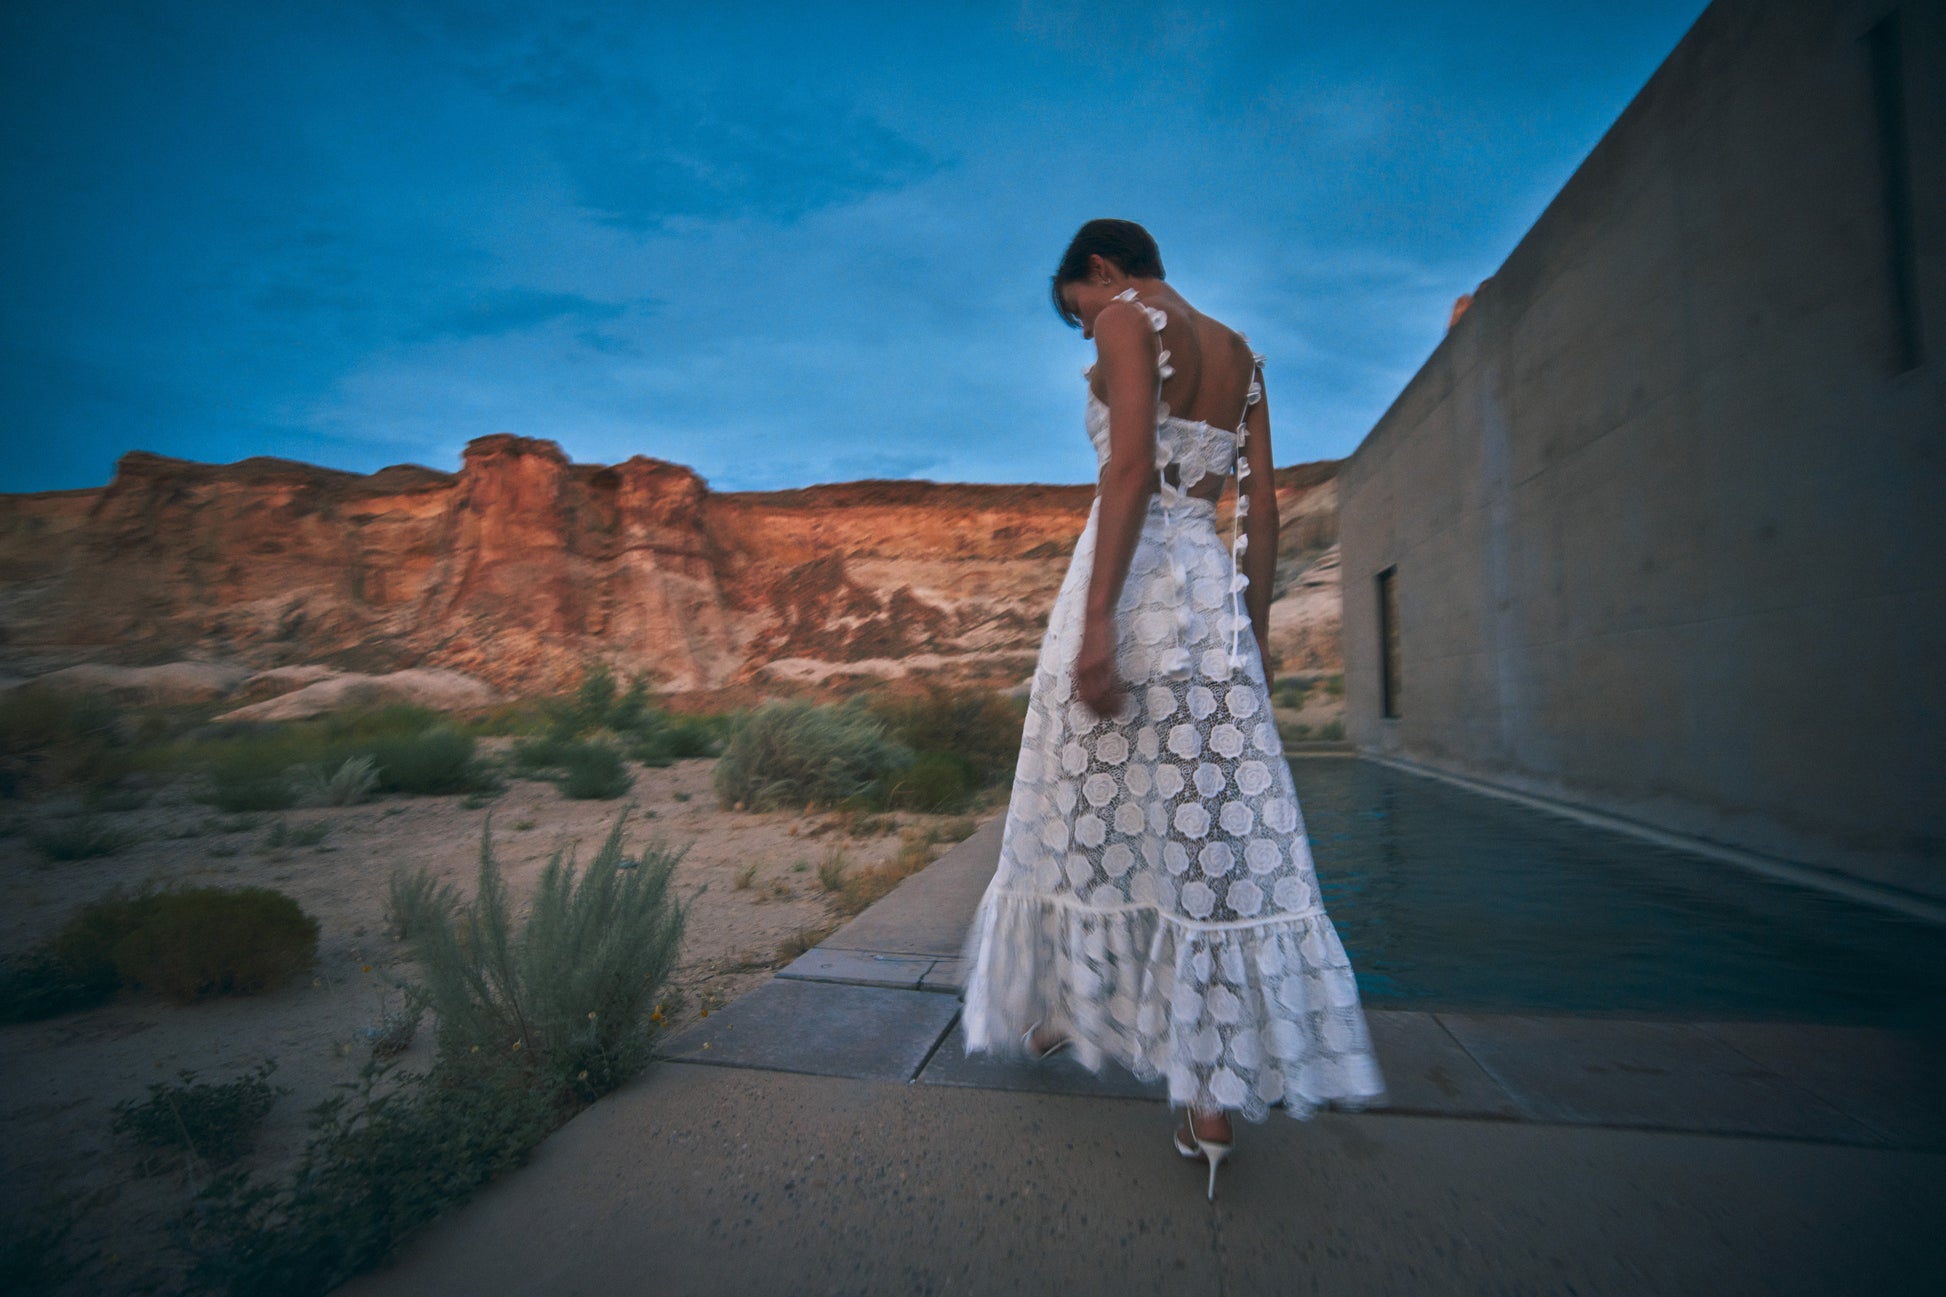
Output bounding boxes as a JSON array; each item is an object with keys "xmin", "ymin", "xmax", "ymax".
[
  {"xmin": 961, "ymin": 299, "xmax": 1387, "ymax": 1122},
  {"xmin": 1082, "ymin": 287, "xmax": 1266, "ymax": 675}
]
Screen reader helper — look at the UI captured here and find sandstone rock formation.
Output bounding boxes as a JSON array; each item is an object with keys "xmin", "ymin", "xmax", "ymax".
[{"xmin": 0, "ymin": 435, "xmax": 1342, "ymax": 701}]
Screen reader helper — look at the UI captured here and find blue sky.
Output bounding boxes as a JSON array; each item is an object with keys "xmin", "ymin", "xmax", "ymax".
[{"xmin": 0, "ymin": 0, "xmax": 1710, "ymax": 494}]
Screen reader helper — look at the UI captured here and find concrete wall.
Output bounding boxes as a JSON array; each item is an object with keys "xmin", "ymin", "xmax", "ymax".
[{"xmin": 1338, "ymin": 0, "xmax": 1946, "ymax": 903}]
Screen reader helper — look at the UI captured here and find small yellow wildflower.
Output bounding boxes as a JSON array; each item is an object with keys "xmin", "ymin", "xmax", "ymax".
[
  {"xmin": 362, "ymin": 964, "xmax": 373, "ymax": 974},
  {"xmin": 471, "ymin": 1045, "xmax": 480, "ymax": 1053},
  {"xmin": 512, "ymin": 1039, "xmax": 523, "ymax": 1051},
  {"xmin": 588, "ymin": 1010, "xmax": 597, "ymax": 1020},
  {"xmin": 578, "ymin": 1069, "xmax": 589, "ymax": 1080}
]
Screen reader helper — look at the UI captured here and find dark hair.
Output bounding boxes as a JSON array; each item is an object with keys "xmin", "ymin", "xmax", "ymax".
[{"xmin": 1050, "ymin": 219, "xmax": 1165, "ymax": 327}]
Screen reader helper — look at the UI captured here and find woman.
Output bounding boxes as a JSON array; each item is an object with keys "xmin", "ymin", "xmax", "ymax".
[{"xmin": 959, "ymin": 219, "xmax": 1387, "ymax": 1200}]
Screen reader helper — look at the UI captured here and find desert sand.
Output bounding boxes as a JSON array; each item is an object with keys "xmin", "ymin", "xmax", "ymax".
[{"xmin": 0, "ymin": 742, "xmax": 995, "ymax": 1294}]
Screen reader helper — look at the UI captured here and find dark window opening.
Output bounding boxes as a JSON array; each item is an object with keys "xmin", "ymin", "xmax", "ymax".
[
  {"xmin": 1377, "ymin": 566, "xmax": 1401, "ymax": 720},
  {"xmin": 1865, "ymin": 10, "xmax": 1923, "ymax": 373}
]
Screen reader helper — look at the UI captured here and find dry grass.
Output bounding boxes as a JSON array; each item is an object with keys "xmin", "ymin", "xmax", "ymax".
[
  {"xmin": 774, "ymin": 921, "xmax": 839, "ymax": 965},
  {"xmin": 832, "ymin": 829, "xmax": 936, "ymax": 917}
]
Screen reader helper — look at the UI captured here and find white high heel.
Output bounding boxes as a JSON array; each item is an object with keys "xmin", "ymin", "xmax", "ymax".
[{"xmin": 1173, "ymin": 1112, "xmax": 1234, "ymax": 1201}]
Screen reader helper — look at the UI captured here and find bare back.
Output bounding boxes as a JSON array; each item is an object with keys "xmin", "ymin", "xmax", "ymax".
[{"xmin": 1086, "ymin": 283, "xmax": 1261, "ymax": 502}]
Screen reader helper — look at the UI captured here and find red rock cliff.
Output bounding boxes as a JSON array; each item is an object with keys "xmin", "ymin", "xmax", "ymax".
[{"xmin": 0, "ymin": 435, "xmax": 1341, "ymax": 696}]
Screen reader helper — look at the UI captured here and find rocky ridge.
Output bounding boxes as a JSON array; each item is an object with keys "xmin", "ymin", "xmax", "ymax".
[{"xmin": 0, "ymin": 435, "xmax": 1342, "ymax": 703}]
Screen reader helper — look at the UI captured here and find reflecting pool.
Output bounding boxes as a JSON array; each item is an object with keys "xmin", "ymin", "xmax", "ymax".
[{"xmin": 1290, "ymin": 758, "xmax": 1946, "ymax": 1028}]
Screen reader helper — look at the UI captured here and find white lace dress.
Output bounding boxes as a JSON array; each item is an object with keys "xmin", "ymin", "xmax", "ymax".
[{"xmin": 959, "ymin": 289, "xmax": 1388, "ymax": 1122}]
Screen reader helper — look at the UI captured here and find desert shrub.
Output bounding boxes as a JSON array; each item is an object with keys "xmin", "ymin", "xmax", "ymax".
[
  {"xmin": 1317, "ymin": 719, "xmax": 1346, "ymax": 741},
  {"xmin": 0, "ymin": 944, "xmax": 120, "ymax": 1022},
  {"xmin": 0, "ymin": 685, "xmax": 135, "ymax": 793},
  {"xmin": 558, "ymin": 742, "xmax": 634, "ymax": 800},
  {"xmin": 312, "ymin": 702, "xmax": 448, "ymax": 747},
  {"xmin": 572, "ymin": 660, "xmax": 619, "ymax": 729},
  {"xmin": 291, "ymin": 754, "xmax": 379, "ymax": 807},
  {"xmin": 406, "ymin": 807, "xmax": 687, "ymax": 1097},
  {"xmin": 605, "ymin": 671, "xmax": 655, "ymax": 734},
  {"xmin": 626, "ymin": 716, "xmax": 720, "ymax": 766},
  {"xmin": 0, "ymin": 882, "xmax": 314, "ymax": 1020},
  {"xmin": 82, "ymin": 784, "xmax": 153, "ymax": 813},
  {"xmin": 509, "ymin": 734, "xmax": 579, "ymax": 772},
  {"xmin": 365, "ymin": 727, "xmax": 499, "ymax": 796},
  {"xmin": 1271, "ymin": 676, "xmax": 1311, "ymax": 709},
  {"xmin": 863, "ymin": 682, "xmax": 1025, "ymax": 787},
  {"xmin": 712, "ymin": 698, "xmax": 912, "ymax": 812},
  {"xmin": 29, "ymin": 814, "xmax": 134, "ymax": 861},
  {"xmin": 883, "ymin": 750, "xmax": 978, "ymax": 814},
  {"xmin": 112, "ymin": 1059, "xmax": 287, "ymax": 1176},
  {"xmin": 202, "ymin": 751, "xmax": 302, "ymax": 813},
  {"xmin": 1322, "ymin": 673, "xmax": 1344, "ymax": 698},
  {"xmin": 384, "ymin": 865, "xmax": 461, "ymax": 943},
  {"xmin": 110, "ymin": 886, "xmax": 320, "ymax": 1004},
  {"xmin": 177, "ymin": 1050, "xmax": 561, "ymax": 1297}
]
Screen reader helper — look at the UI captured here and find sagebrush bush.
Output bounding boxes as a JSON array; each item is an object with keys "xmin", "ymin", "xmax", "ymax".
[
  {"xmin": 1, "ymin": 883, "xmax": 318, "ymax": 1019},
  {"xmin": 178, "ymin": 1051, "xmax": 560, "ymax": 1297},
  {"xmin": 0, "ymin": 945, "xmax": 119, "ymax": 1022},
  {"xmin": 28, "ymin": 814, "xmax": 133, "ymax": 862},
  {"xmin": 111, "ymin": 886, "xmax": 320, "ymax": 1004},
  {"xmin": 509, "ymin": 734, "xmax": 579, "ymax": 772},
  {"xmin": 1271, "ymin": 676, "xmax": 1311, "ymax": 709},
  {"xmin": 628, "ymin": 713, "xmax": 722, "ymax": 764},
  {"xmin": 558, "ymin": 742, "xmax": 634, "ymax": 800},
  {"xmin": 385, "ymin": 865, "xmax": 461, "ymax": 943},
  {"xmin": 112, "ymin": 1059, "xmax": 287, "ymax": 1176},
  {"xmin": 0, "ymin": 685, "xmax": 135, "ymax": 792},
  {"xmin": 291, "ymin": 754, "xmax": 379, "ymax": 807},
  {"xmin": 201, "ymin": 752, "xmax": 302, "ymax": 813},
  {"xmin": 406, "ymin": 808, "xmax": 687, "ymax": 1095},
  {"xmin": 863, "ymin": 682, "xmax": 1025, "ymax": 787},
  {"xmin": 366, "ymin": 727, "xmax": 498, "ymax": 796},
  {"xmin": 883, "ymin": 750, "xmax": 977, "ymax": 813},
  {"xmin": 711, "ymin": 698, "xmax": 912, "ymax": 812}
]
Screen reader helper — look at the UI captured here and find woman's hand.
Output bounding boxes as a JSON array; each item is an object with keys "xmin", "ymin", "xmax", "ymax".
[
  {"xmin": 1254, "ymin": 626, "xmax": 1276, "ymax": 678},
  {"xmin": 1073, "ymin": 612, "xmax": 1128, "ymax": 721}
]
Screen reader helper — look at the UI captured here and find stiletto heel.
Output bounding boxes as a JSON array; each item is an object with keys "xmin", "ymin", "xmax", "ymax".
[{"xmin": 1173, "ymin": 1111, "xmax": 1235, "ymax": 1202}]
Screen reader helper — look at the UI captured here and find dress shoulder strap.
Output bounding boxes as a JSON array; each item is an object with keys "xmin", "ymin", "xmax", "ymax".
[{"xmin": 1112, "ymin": 287, "xmax": 1174, "ymax": 380}]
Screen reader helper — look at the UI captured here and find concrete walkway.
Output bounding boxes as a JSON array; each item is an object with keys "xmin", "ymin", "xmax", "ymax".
[{"xmin": 339, "ymin": 813, "xmax": 1946, "ymax": 1296}]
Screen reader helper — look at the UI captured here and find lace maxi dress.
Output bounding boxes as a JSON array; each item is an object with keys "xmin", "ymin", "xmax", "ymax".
[{"xmin": 959, "ymin": 288, "xmax": 1388, "ymax": 1122}]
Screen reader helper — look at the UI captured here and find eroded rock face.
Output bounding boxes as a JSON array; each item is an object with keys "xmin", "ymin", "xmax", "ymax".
[{"xmin": 0, "ymin": 435, "xmax": 1341, "ymax": 695}]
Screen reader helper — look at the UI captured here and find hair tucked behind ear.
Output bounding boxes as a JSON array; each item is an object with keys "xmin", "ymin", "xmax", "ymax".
[{"xmin": 1050, "ymin": 219, "xmax": 1166, "ymax": 327}]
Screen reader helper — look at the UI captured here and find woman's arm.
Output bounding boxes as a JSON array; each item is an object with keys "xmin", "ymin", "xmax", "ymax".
[
  {"xmin": 1075, "ymin": 299, "xmax": 1159, "ymax": 718},
  {"xmin": 1239, "ymin": 365, "xmax": 1279, "ymax": 670}
]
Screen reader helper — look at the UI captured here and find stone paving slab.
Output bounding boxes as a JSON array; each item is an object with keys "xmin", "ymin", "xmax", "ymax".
[
  {"xmin": 1363, "ymin": 1008, "xmax": 1527, "ymax": 1119},
  {"xmin": 916, "ymin": 1018, "xmax": 1170, "ymax": 1101},
  {"xmin": 1436, "ymin": 1011, "xmax": 1891, "ymax": 1144},
  {"xmin": 1692, "ymin": 1019, "xmax": 1946, "ymax": 1152},
  {"xmin": 338, "ymin": 1063, "xmax": 1946, "ymax": 1297},
  {"xmin": 656, "ymin": 978, "xmax": 959, "ymax": 1083},
  {"xmin": 774, "ymin": 947, "xmax": 939, "ymax": 991},
  {"xmin": 918, "ymin": 956, "xmax": 966, "ymax": 993}
]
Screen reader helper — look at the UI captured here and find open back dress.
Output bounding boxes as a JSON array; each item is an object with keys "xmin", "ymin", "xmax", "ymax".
[{"xmin": 959, "ymin": 288, "xmax": 1389, "ymax": 1122}]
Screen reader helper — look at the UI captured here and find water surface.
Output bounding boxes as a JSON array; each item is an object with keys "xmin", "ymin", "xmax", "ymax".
[{"xmin": 1289, "ymin": 757, "xmax": 1946, "ymax": 1028}]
